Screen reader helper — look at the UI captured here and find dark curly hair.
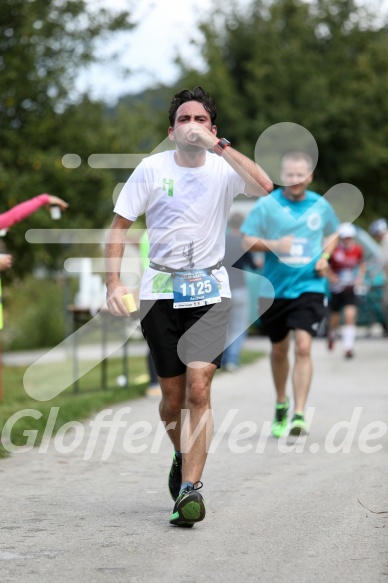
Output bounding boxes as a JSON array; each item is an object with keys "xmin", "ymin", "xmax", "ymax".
[{"xmin": 168, "ymin": 86, "xmax": 217, "ymax": 127}]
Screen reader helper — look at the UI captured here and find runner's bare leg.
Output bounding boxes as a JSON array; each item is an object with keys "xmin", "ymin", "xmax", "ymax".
[
  {"xmin": 292, "ymin": 329, "xmax": 313, "ymax": 412},
  {"xmin": 159, "ymin": 365, "xmax": 214, "ymax": 483},
  {"xmin": 270, "ymin": 333, "xmax": 290, "ymax": 403},
  {"xmin": 159, "ymin": 373, "xmax": 186, "ymax": 451}
]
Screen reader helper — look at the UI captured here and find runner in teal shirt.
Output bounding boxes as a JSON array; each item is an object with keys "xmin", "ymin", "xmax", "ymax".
[
  {"xmin": 241, "ymin": 187, "xmax": 339, "ymax": 298},
  {"xmin": 241, "ymin": 151, "xmax": 339, "ymax": 438}
]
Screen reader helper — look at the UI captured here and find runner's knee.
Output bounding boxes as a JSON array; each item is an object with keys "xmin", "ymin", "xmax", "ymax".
[{"xmin": 186, "ymin": 382, "xmax": 210, "ymax": 409}]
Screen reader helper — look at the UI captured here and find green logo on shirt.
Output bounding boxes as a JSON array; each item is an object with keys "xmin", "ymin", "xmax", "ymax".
[
  {"xmin": 163, "ymin": 178, "xmax": 174, "ymax": 197},
  {"xmin": 152, "ymin": 273, "xmax": 173, "ymax": 294}
]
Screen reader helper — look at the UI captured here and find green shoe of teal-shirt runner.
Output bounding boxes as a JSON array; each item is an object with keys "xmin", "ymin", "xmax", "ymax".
[
  {"xmin": 289, "ymin": 413, "xmax": 309, "ymax": 436},
  {"xmin": 271, "ymin": 397, "xmax": 289, "ymax": 438}
]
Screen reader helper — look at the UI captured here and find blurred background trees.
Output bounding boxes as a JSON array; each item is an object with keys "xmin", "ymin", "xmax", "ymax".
[
  {"xmin": 177, "ymin": 0, "xmax": 388, "ymax": 219},
  {"xmin": 1, "ymin": 0, "xmax": 388, "ymax": 348},
  {"xmin": 0, "ymin": 0, "xmax": 134, "ymax": 277}
]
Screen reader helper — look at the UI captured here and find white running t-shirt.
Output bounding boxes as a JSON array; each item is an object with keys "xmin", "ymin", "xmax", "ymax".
[{"xmin": 114, "ymin": 150, "xmax": 246, "ymax": 299}]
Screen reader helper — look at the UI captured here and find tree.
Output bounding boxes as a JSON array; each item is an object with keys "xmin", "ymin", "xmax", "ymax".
[
  {"xmin": 0, "ymin": 0, "xmax": 132, "ymax": 129},
  {"xmin": 177, "ymin": 0, "xmax": 388, "ymax": 222},
  {"xmin": 0, "ymin": 0, "xmax": 134, "ymax": 276}
]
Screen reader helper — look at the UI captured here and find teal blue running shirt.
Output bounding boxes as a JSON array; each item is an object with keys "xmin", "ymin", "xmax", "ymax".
[{"xmin": 241, "ymin": 188, "xmax": 340, "ymax": 299}]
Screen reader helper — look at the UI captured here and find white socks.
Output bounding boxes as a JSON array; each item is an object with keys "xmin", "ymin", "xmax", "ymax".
[{"xmin": 342, "ymin": 325, "xmax": 356, "ymax": 351}]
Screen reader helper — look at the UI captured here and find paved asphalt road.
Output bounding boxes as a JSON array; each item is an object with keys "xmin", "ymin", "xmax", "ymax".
[{"xmin": 0, "ymin": 334, "xmax": 387, "ymax": 583}]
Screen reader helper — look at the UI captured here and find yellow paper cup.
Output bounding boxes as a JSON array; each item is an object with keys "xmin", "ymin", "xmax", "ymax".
[{"xmin": 122, "ymin": 293, "xmax": 137, "ymax": 313}]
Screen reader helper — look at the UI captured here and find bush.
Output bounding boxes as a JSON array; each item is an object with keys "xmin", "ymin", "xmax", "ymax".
[{"xmin": 2, "ymin": 275, "xmax": 71, "ymax": 350}]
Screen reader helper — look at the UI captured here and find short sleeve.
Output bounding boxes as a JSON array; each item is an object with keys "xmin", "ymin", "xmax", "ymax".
[{"xmin": 114, "ymin": 163, "xmax": 150, "ymax": 222}]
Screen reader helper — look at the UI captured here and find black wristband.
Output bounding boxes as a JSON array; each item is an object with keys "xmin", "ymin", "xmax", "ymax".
[{"xmin": 214, "ymin": 138, "xmax": 231, "ymax": 156}]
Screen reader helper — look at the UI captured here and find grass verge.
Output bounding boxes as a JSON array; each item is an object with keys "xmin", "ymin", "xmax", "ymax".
[{"xmin": 0, "ymin": 349, "xmax": 263, "ymax": 459}]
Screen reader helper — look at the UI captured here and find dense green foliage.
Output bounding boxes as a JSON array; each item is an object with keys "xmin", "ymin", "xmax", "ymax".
[
  {"xmin": 1, "ymin": 274, "xmax": 74, "ymax": 350},
  {"xmin": 0, "ymin": 0, "xmax": 134, "ymax": 277},
  {"xmin": 178, "ymin": 0, "xmax": 388, "ymax": 223}
]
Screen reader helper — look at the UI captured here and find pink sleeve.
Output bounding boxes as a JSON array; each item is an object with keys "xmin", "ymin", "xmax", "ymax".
[{"xmin": 0, "ymin": 194, "xmax": 50, "ymax": 229}]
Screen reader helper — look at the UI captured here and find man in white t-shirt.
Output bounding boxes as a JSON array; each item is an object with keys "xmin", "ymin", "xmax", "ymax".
[{"xmin": 105, "ymin": 86, "xmax": 272, "ymax": 527}]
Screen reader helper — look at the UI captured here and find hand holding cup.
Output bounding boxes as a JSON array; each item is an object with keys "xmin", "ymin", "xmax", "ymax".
[{"xmin": 122, "ymin": 293, "xmax": 137, "ymax": 313}]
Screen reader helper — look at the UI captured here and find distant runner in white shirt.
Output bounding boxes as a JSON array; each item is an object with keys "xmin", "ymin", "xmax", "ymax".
[{"xmin": 105, "ymin": 86, "xmax": 272, "ymax": 528}]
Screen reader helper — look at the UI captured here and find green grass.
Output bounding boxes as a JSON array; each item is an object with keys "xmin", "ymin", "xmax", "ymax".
[
  {"xmin": 0, "ymin": 349, "xmax": 263, "ymax": 459},
  {"xmin": 0, "ymin": 356, "xmax": 149, "ymax": 458},
  {"xmin": 239, "ymin": 350, "xmax": 264, "ymax": 367}
]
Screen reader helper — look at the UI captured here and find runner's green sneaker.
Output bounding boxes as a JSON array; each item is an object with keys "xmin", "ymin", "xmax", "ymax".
[
  {"xmin": 169, "ymin": 482, "xmax": 206, "ymax": 528},
  {"xmin": 289, "ymin": 413, "xmax": 309, "ymax": 436},
  {"xmin": 168, "ymin": 452, "xmax": 182, "ymax": 501},
  {"xmin": 271, "ymin": 397, "xmax": 289, "ymax": 438}
]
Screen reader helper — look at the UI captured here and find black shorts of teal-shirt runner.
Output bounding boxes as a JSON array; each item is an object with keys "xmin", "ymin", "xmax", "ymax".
[
  {"xmin": 140, "ymin": 298, "xmax": 232, "ymax": 377},
  {"xmin": 259, "ymin": 292, "xmax": 328, "ymax": 344}
]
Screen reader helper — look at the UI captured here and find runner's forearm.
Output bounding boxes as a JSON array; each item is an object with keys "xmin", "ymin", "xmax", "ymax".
[
  {"xmin": 221, "ymin": 147, "xmax": 273, "ymax": 196},
  {"xmin": 322, "ymin": 233, "xmax": 339, "ymax": 257},
  {"xmin": 105, "ymin": 215, "xmax": 133, "ymax": 288}
]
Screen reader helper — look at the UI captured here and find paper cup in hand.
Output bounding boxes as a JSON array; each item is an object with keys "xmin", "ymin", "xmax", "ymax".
[
  {"xmin": 122, "ymin": 293, "xmax": 137, "ymax": 313},
  {"xmin": 50, "ymin": 205, "xmax": 61, "ymax": 220}
]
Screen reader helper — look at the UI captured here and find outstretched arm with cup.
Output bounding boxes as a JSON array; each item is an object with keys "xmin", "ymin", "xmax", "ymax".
[{"xmin": 0, "ymin": 194, "xmax": 68, "ymax": 230}]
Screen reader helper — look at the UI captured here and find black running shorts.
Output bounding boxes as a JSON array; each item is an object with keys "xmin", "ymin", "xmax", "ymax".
[
  {"xmin": 140, "ymin": 299, "xmax": 232, "ymax": 378},
  {"xmin": 259, "ymin": 292, "xmax": 328, "ymax": 343},
  {"xmin": 329, "ymin": 289, "xmax": 358, "ymax": 312}
]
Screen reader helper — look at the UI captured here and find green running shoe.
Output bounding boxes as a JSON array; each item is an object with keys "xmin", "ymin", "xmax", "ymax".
[
  {"xmin": 289, "ymin": 413, "xmax": 309, "ymax": 436},
  {"xmin": 168, "ymin": 452, "xmax": 182, "ymax": 501},
  {"xmin": 271, "ymin": 397, "xmax": 289, "ymax": 438},
  {"xmin": 169, "ymin": 481, "xmax": 206, "ymax": 528}
]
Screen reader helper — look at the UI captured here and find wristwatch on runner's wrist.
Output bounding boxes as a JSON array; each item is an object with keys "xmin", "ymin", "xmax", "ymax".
[{"xmin": 214, "ymin": 138, "xmax": 231, "ymax": 156}]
